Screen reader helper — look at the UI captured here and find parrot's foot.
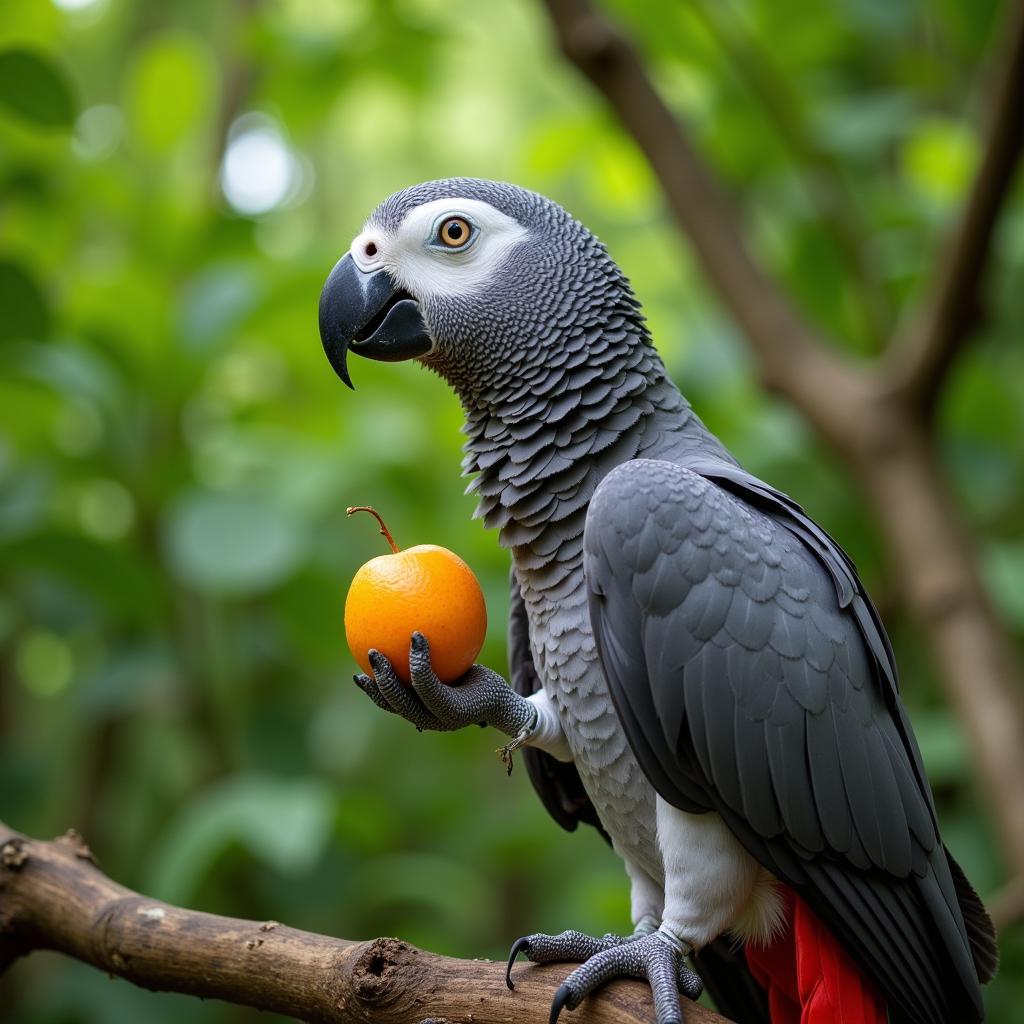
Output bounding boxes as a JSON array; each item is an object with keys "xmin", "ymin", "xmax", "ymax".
[
  {"xmin": 353, "ymin": 632, "xmax": 536, "ymax": 737},
  {"xmin": 505, "ymin": 916, "xmax": 659, "ymax": 988},
  {"xmin": 508, "ymin": 928, "xmax": 702, "ymax": 1024}
]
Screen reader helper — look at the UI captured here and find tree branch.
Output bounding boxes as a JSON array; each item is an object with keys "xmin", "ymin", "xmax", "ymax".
[
  {"xmin": 541, "ymin": 0, "xmax": 866, "ymax": 438},
  {"xmin": 0, "ymin": 822, "xmax": 728, "ymax": 1024},
  {"xmin": 885, "ymin": 0, "xmax": 1024, "ymax": 417},
  {"xmin": 691, "ymin": 0, "xmax": 894, "ymax": 350}
]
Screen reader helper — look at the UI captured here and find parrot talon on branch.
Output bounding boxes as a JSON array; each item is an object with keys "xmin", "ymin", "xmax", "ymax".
[
  {"xmin": 544, "ymin": 931, "xmax": 702, "ymax": 1024},
  {"xmin": 506, "ymin": 935, "xmax": 531, "ymax": 989},
  {"xmin": 506, "ymin": 928, "xmax": 649, "ymax": 990}
]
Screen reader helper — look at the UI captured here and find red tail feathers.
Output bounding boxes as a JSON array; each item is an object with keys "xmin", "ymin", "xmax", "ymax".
[{"xmin": 745, "ymin": 886, "xmax": 887, "ymax": 1024}]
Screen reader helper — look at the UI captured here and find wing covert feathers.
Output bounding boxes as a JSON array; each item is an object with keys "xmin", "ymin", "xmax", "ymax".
[{"xmin": 583, "ymin": 458, "xmax": 993, "ymax": 1024}]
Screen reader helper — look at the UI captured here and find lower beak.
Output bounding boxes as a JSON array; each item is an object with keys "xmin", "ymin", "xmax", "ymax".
[{"xmin": 317, "ymin": 253, "xmax": 432, "ymax": 389}]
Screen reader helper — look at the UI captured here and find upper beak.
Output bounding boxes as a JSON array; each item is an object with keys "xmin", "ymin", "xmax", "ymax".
[{"xmin": 317, "ymin": 253, "xmax": 432, "ymax": 389}]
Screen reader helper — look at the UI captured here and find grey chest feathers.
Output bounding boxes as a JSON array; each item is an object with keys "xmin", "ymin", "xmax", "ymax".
[
  {"xmin": 515, "ymin": 538, "xmax": 660, "ymax": 879},
  {"xmin": 458, "ymin": 337, "xmax": 736, "ymax": 880}
]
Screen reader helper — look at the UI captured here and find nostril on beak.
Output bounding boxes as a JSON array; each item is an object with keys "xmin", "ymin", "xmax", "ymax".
[{"xmin": 364, "ymin": 242, "xmax": 377, "ymax": 258}]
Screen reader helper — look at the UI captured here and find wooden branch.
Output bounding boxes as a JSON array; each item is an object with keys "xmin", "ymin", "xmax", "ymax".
[
  {"xmin": 0, "ymin": 822, "xmax": 729, "ymax": 1024},
  {"xmin": 885, "ymin": 0, "xmax": 1024, "ymax": 417}
]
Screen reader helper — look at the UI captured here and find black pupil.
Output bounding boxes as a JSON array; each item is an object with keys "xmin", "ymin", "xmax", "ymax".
[{"xmin": 445, "ymin": 220, "xmax": 464, "ymax": 241}]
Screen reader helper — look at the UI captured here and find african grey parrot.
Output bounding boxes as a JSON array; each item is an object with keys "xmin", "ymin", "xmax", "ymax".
[{"xmin": 317, "ymin": 179, "xmax": 998, "ymax": 1024}]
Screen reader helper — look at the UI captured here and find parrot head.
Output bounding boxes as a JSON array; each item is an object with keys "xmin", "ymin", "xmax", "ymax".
[{"xmin": 318, "ymin": 178, "xmax": 638, "ymax": 396}]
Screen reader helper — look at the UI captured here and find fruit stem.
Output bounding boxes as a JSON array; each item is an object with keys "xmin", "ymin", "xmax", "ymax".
[{"xmin": 346, "ymin": 506, "xmax": 400, "ymax": 553}]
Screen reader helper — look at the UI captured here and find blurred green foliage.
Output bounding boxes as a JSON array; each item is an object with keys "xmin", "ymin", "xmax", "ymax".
[{"xmin": 1, "ymin": 0, "xmax": 1022, "ymax": 1021}]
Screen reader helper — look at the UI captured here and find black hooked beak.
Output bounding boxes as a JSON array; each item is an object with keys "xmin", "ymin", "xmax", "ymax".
[{"xmin": 318, "ymin": 253, "xmax": 432, "ymax": 389}]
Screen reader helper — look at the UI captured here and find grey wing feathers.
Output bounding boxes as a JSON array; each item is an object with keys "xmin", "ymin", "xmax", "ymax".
[
  {"xmin": 508, "ymin": 568, "xmax": 609, "ymax": 841},
  {"xmin": 690, "ymin": 460, "xmax": 996, "ymax": 985},
  {"xmin": 583, "ymin": 458, "xmax": 992, "ymax": 1024}
]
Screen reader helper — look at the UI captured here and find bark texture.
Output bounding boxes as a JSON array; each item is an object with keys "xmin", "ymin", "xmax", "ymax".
[{"xmin": 0, "ymin": 822, "xmax": 728, "ymax": 1024}]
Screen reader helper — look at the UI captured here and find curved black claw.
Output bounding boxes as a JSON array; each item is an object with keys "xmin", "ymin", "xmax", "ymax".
[
  {"xmin": 506, "ymin": 936, "xmax": 531, "ymax": 990},
  {"xmin": 549, "ymin": 983, "xmax": 573, "ymax": 1024}
]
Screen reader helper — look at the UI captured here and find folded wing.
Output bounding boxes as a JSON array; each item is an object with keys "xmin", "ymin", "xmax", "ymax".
[{"xmin": 583, "ymin": 458, "xmax": 989, "ymax": 1024}]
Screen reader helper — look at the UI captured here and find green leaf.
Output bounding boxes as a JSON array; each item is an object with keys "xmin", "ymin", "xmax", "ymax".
[
  {"xmin": 124, "ymin": 32, "xmax": 215, "ymax": 153},
  {"xmin": 176, "ymin": 264, "xmax": 260, "ymax": 353},
  {"xmin": 0, "ymin": 260, "xmax": 50, "ymax": 341},
  {"xmin": 76, "ymin": 647, "xmax": 176, "ymax": 720},
  {"xmin": 913, "ymin": 709, "xmax": 969, "ymax": 786},
  {"xmin": 902, "ymin": 117, "xmax": 978, "ymax": 207},
  {"xmin": 0, "ymin": 467, "xmax": 49, "ymax": 542},
  {"xmin": 12, "ymin": 340, "xmax": 119, "ymax": 406},
  {"xmin": 163, "ymin": 491, "xmax": 304, "ymax": 596},
  {"xmin": 349, "ymin": 852, "xmax": 494, "ymax": 932},
  {"xmin": 0, "ymin": 48, "xmax": 75, "ymax": 130},
  {"xmin": 2, "ymin": 531, "xmax": 164, "ymax": 623},
  {"xmin": 814, "ymin": 93, "xmax": 914, "ymax": 157},
  {"xmin": 983, "ymin": 541, "xmax": 1024, "ymax": 627},
  {"xmin": 147, "ymin": 774, "xmax": 334, "ymax": 903}
]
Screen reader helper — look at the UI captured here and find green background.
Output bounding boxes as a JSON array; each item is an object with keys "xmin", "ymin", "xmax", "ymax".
[{"xmin": 1, "ymin": 0, "xmax": 1022, "ymax": 1021}]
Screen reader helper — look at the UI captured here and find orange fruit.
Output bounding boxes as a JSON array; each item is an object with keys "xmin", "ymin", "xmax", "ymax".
[{"xmin": 344, "ymin": 506, "xmax": 487, "ymax": 684}]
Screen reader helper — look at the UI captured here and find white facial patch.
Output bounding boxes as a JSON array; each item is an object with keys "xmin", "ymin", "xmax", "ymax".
[{"xmin": 350, "ymin": 197, "xmax": 529, "ymax": 300}]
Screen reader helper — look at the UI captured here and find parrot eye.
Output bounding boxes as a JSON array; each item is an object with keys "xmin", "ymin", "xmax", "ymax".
[{"xmin": 435, "ymin": 216, "xmax": 474, "ymax": 250}]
